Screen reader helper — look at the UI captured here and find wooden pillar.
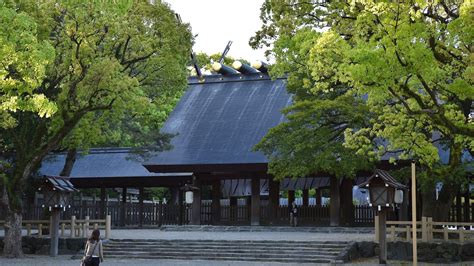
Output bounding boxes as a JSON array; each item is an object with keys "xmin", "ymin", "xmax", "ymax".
[
  {"xmin": 230, "ymin": 197, "xmax": 238, "ymax": 223},
  {"xmin": 464, "ymin": 190, "xmax": 470, "ymax": 223},
  {"xmin": 269, "ymin": 179, "xmax": 280, "ymax": 224},
  {"xmin": 251, "ymin": 177, "xmax": 260, "ymax": 226},
  {"xmin": 315, "ymin": 188, "xmax": 322, "ymax": 206},
  {"xmin": 302, "ymin": 189, "xmax": 309, "ymax": 207},
  {"xmin": 50, "ymin": 209, "xmax": 60, "ymax": 256},
  {"xmin": 170, "ymin": 187, "xmax": 179, "ymax": 206},
  {"xmin": 378, "ymin": 210, "xmax": 387, "ymax": 264},
  {"xmin": 178, "ymin": 189, "xmax": 184, "ymax": 225},
  {"xmin": 330, "ymin": 176, "xmax": 341, "ymax": 226},
  {"xmin": 340, "ymin": 178, "xmax": 354, "ymax": 226},
  {"xmin": 139, "ymin": 186, "xmax": 144, "ymax": 228},
  {"xmin": 121, "ymin": 187, "xmax": 127, "ymax": 226},
  {"xmin": 100, "ymin": 188, "xmax": 106, "ymax": 219},
  {"xmin": 191, "ymin": 180, "xmax": 201, "ymax": 225},
  {"xmin": 211, "ymin": 180, "xmax": 221, "ymax": 225},
  {"xmin": 288, "ymin": 190, "xmax": 295, "ymax": 206},
  {"xmin": 456, "ymin": 192, "xmax": 462, "ymax": 222}
]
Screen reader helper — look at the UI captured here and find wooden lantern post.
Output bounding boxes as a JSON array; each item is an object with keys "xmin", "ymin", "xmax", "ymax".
[
  {"xmin": 359, "ymin": 169, "xmax": 407, "ymax": 265},
  {"xmin": 39, "ymin": 176, "xmax": 78, "ymax": 257}
]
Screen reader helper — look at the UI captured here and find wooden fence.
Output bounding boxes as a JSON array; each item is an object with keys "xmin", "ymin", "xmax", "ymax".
[
  {"xmin": 2, "ymin": 202, "xmax": 377, "ymax": 227},
  {"xmin": 375, "ymin": 216, "xmax": 474, "ymax": 243},
  {"xmin": 0, "ymin": 215, "xmax": 111, "ymax": 239}
]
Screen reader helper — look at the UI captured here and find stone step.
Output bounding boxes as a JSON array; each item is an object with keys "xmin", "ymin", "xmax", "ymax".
[
  {"xmin": 105, "ymin": 250, "xmax": 338, "ymax": 257},
  {"xmin": 105, "ymin": 243, "xmax": 347, "ymax": 250},
  {"xmin": 105, "ymin": 249, "xmax": 341, "ymax": 256},
  {"xmin": 109, "ymin": 239, "xmax": 349, "ymax": 244},
  {"xmin": 104, "ymin": 254, "xmax": 335, "ymax": 263},
  {"xmin": 104, "ymin": 245, "xmax": 343, "ymax": 251}
]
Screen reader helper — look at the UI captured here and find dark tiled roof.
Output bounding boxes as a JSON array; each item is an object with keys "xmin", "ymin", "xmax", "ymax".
[
  {"xmin": 42, "ymin": 176, "xmax": 78, "ymax": 192},
  {"xmin": 144, "ymin": 73, "xmax": 291, "ymax": 169},
  {"xmin": 40, "ymin": 148, "xmax": 191, "ymax": 178},
  {"xmin": 358, "ymin": 169, "xmax": 407, "ymax": 189}
]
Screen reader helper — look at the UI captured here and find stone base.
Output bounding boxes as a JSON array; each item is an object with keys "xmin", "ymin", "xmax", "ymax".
[
  {"xmin": 0, "ymin": 237, "xmax": 86, "ymax": 255},
  {"xmin": 342, "ymin": 241, "xmax": 473, "ymax": 263}
]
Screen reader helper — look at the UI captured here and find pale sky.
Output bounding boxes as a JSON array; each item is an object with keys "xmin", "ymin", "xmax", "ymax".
[{"xmin": 164, "ymin": 0, "xmax": 266, "ymax": 62}]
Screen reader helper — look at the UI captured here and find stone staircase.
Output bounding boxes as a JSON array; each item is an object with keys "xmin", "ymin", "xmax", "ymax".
[{"xmin": 104, "ymin": 239, "xmax": 350, "ymax": 263}]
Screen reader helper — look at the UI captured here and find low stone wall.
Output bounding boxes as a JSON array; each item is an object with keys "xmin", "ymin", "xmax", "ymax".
[
  {"xmin": 339, "ymin": 241, "xmax": 474, "ymax": 263},
  {"xmin": 0, "ymin": 237, "xmax": 86, "ymax": 255}
]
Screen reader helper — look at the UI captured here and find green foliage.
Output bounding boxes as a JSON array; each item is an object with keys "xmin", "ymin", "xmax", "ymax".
[
  {"xmin": 0, "ymin": 4, "xmax": 56, "ymax": 128},
  {"xmin": 0, "ymin": 0, "xmax": 192, "ymax": 213},
  {"xmin": 252, "ymin": 1, "xmax": 472, "ymax": 185}
]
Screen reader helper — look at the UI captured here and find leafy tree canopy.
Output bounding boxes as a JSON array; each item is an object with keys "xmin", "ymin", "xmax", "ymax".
[{"xmin": 251, "ymin": 1, "xmax": 473, "ymax": 185}]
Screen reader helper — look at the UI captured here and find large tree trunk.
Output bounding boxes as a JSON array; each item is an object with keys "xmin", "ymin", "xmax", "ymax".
[
  {"xmin": 2, "ymin": 186, "xmax": 23, "ymax": 258},
  {"xmin": 59, "ymin": 148, "xmax": 77, "ymax": 177}
]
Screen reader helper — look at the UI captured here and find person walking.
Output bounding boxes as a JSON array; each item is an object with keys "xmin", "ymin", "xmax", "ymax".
[
  {"xmin": 82, "ymin": 229, "xmax": 104, "ymax": 266},
  {"xmin": 289, "ymin": 201, "xmax": 298, "ymax": 227}
]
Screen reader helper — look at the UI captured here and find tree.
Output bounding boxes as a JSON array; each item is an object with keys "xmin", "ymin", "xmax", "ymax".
[
  {"xmin": 0, "ymin": 0, "xmax": 191, "ymax": 257},
  {"xmin": 252, "ymin": 0, "xmax": 472, "ymax": 219}
]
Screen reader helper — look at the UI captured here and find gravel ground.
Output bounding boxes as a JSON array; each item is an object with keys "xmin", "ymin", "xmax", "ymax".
[{"xmin": 1, "ymin": 256, "xmax": 473, "ymax": 266}]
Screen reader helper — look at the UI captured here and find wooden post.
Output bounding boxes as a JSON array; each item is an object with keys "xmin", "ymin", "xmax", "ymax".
[
  {"xmin": 464, "ymin": 190, "xmax": 470, "ymax": 223},
  {"xmin": 390, "ymin": 225, "xmax": 395, "ymax": 241},
  {"xmin": 269, "ymin": 179, "xmax": 280, "ymax": 225},
  {"xmin": 330, "ymin": 176, "xmax": 341, "ymax": 226},
  {"xmin": 230, "ymin": 197, "xmax": 238, "ymax": 223},
  {"xmin": 61, "ymin": 223, "xmax": 65, "ymax": 237},
  {"xmin": 121, "ymin": 187, "xmax": 127, "ymax": 226},
  {"xmin": 178, "ymin": 190, "xmax": 184, "ymax": 225},
  {"xmin": 105, "ymin": 215, "xmax": 111, "ymax": 239},
  {"xmin": 39, "ymin": 224, "xmax": 43, "ymax": 237},
  {"xmin": 302, "ymin": 189, "xmax": 309, "ymax": 207},
  {"xmin": 100, "ymin": 187, "xmax": 106, "ymax": 219},
  {"xmin": 315, "ymin": 188, "xmax": 322, "ymax": 206},
  {"xmin": 459, "ymin": 227, "xmax": 465, "ymax": 243},
  {"xmin": 288, "ymin": 190, "xmax": 295, "ymax": 206},
  {"xmin": 84, "ymin": 216, "xmax": 90, "ymax": 238},
  {"xmin": 26, "ymin": 224, "xmax": 32, "ymax": 236},
  {"xmin": 421, "ymin": 217, "xmax": 427, "ymax": 242},
  {"xmin": 411, "ymin": 162, "xmax": 417, "ymax": 266},
  {"xmin": 443, "ymin": 226, "xmax": 449, "ymax": 241},
  {"xmin": 456, "ymin": 192, "xmax": 462, "ymax": 222},
  {"xmin": 139, "ymin": 186, "xmax": 144, "ymax": 228},
  {"xmin": 374, "ymin": 215, "xmax": 379, "ymax": 243},
  {"xmin": 378, "ymin": 210, "xmax": 387, "ymax": 264},
  {"xmin": 70, "ymin": 216, "xmax": 76, "ymax": 238},
  {"xmin": 251, "ymin": 177, "xmax": 261, "ymax": 226},
  {"xmin": 427, "ymin": 217, "xmax": 433, "ymax": 241},
  {"xmin": 406, "ymin": 225, "xmax": 411, "ymax": 241},
  {"xmin": 50, "ymin": 209, "xmax": 60, "ymax": 256},
  {"xmin": 340, "ymin": 178, "xmax": 354, "ymax": 226},
  {"xmin": 191, "ymin": 180, "xmax": 201, "ymax": 225},
  {"xmin": 211, "ymin": 180, "xmax": 221, "ymax": 225}
]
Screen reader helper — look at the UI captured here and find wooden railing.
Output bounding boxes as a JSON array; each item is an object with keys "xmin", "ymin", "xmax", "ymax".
[
  {"xmin": 0, "ymin": 215, "xmax": 111, "ymax": 239},
  {"xmin": 375, "ymin": 216, "xmax": 474, "ymax": 243}
]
